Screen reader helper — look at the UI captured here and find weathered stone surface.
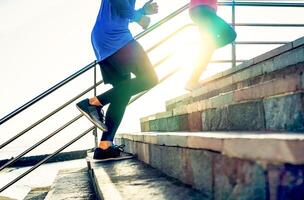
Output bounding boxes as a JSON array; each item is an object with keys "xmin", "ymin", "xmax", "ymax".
[
  {"xmin": 188, "ymin": 150, "xmax": 214, "ymax": 199},
  {"xmin": 264, "ymin": 92, "xmax": 304, "ymax": 132},
  {"xmin": 234, "ymin": 74, "xmax": 301, "ymax": 102},
  {"xmin": 214, "ymin": 155, "xmax": 266, "ymax": 200},
  {"xmin": 45, "ymin": 168, "xmax": 96, "ymax": 200},
  {"xmin": 140, "ymin": 121, "xmax": 150, "ymax": 132},
  {"xmin": 167, "ymin": 116, "xmax": 184, "ymax": 131},
  {"xmin": 149, "ymin": 144, "xmax": 162, "ymax": 169},
  {"xmin": 136, "ymin": 142, "xmax": 150, "ymax": 164},
  {"xmin": 209, "ymin": 91, "xmax": 234, "ymax": 108},
  {"xmin": 202, "ymin": 107, "xmax": 229, "ymax": 131},
  {"xmin": 157, "ymin": 134, "xmax": 188, "ymax": 147},
  {"xmin": 223, "ymin": 138, "xmax": 304, "ymax": 164},
  {"xmin": 188, "ymin": 111, "xmax": 202, "ymax": 131},
  {"xmin": 227, "ymin": 101, "xmax": 265, "ymax": 131},
  {"xmin": 23, "ymin": 187, "xmax": 50, "ymax": 200},
  {"xmin": 254, "ymin": 43, "xmax": 293, "ymax": 65},
  {"xmin": 160, "ymin": 146, "xmax": 183, "ymax": 180},
  {"xmin": 157, "ymin": 118, "xmax": 168, "ymax": 132},
  {"xmin": 292, "ymin": 36, "xmax": 304, "ymax": 48},
  {"xmin": 187, "ymin": 136, "xmax": 223, "ymax": 152},
  {"xmin": 267, "ymin": 164, "xmax": 304, "ymax": 200},
  {"xmin": 273, "ymin": 46, "xmax": 304, "ymax": 73},
  {"xmin": 149, "ymin": 119, "xmax": 159, "ymax": 131},
  {"xmin": 90, "ymin": 158, "xmax": 206, "ymax": 200}
]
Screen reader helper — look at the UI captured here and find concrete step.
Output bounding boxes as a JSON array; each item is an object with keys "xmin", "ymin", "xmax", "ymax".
[
  {"xmin": 141, "ymin": 92, "xmax": 304, "ymax": 132},
  {"xmin": 23, "ymin": 187, "xmax": 50, "ymax": 200},
  {"xmin": 44, "ymin": 168, "xmax": 96, "ymax": 200},
  {"xmin": 164, "ymin": 36, "xmax": 304, "ymax": 111},
  {"xmin": 140, "ymin": 38, "xmax": 304, "ymax": 132},
  {"xmin": 88, "ymin": 158, "xmax": 206, "ymax": 200},
  {"xmin": 115, "ymin": 132, "xmax": 304, "ymax": 200}
]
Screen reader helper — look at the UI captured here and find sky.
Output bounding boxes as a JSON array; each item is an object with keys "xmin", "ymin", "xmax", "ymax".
[{"xmin": 0, "ymin": 0, "xmax": 303, "ymax": 158}]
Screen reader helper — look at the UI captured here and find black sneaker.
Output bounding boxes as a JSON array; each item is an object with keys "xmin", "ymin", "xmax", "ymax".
[
  {"xmin": 93, "ymin": 145, "xmax": 125, "ymax": 160},
  {"xmin": 76, "ymin": 98, "xmax": 108, "ymax": 131}
]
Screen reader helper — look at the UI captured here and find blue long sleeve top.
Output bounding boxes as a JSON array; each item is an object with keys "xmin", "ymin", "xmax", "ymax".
[{"xmin": 91, "ymin": 0, "xmax": 144, "ymax": 61}]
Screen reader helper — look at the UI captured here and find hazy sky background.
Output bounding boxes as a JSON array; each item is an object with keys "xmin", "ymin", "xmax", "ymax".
[{"xmin": 0, "ymin": 0, "xmax": 303, "ymax": 159}]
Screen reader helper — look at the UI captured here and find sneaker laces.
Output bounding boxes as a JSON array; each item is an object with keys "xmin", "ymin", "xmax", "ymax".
[{"xmin": 113, "ymin": 144, "xmax": 125, "ymax": 152}]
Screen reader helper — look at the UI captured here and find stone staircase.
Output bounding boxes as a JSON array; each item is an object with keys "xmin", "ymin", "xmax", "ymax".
[
  {"xmin": 114, "ymin": 36, "xmax": 304, "ymax": 200},
  {"xmin": 21, "ymin": 36, "xmax": 304, "ymax": 200},
  {"xmin": 141, "ymin": 36, "xmax": 304, "ymax": 133}
]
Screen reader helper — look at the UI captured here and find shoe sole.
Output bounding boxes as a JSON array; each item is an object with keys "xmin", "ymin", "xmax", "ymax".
[
  {"xmin": 76, "ymin": 104, "xmax": 108, "ymax": 132},
  {"xmin": 86, "ymin": 152, "xmax": 134, "ymax": 162}
]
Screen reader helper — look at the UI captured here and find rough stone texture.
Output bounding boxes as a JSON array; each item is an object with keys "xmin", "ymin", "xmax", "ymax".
[
  {"xmin": 149, "ymin": 144, "xmax": 162, "ymax": 170},
  {"xmin": 293, "ymin": 36, "xmax": 304, "ymax": 48},
  {"xmin": 264, "ymin": 92, "xmax": 304, "ymax": 132},
  {"xmin": 158, "ymin": 134, "xmax": 187, "ymax": 147},
  {"xmin": 166, "ymin": 116, "xmax": 181, "ymax": 131},
  {"xmin": 273, "ymin": 46, "xmax": 304, "ymax": 73},
  {"xmin": 223, "ymin": 138, "xmax": 304, "ymax": 165},
  {"xmin": 44, "ymin": 168, "xmax": 96, "ymax": 200},
  {"xmin": 188, "ymin": 149, "xmax": 214, "ymax": 199},
  {"xmin": 188, "ymin": 112, "xmax": 202, "ymax": 131},
  {"xmin": 160, "ymin": 146, "xmax": 183, "ymax": 180},
  {"xmin": 214, "ymin": 154, "xmax": 266, "ymax": 200},
  {"xmin": 209, "ymin": 91, "xmax": 234, "ymax": 108},
  {"xmin": 254, "ymin": 43, "xmax": 293, "ymax": 65},
  {"xmin": 234, "ymin": 74, "xmax": 301, "ymax": 102},
  {"xmin": 90, "ymin": 158, "xmax": 206, "ymax": 200},
  {"xmin": 136, "ymin": 142, "xmax": 150, "ymax": 164},
  {"xmin": 166, "ymin": 115, "xmax": 189, "ymax": 131},
  {"xmin": 23, "ymin": 187, "xmax": 50, "ymax": 200},
  {"xmin": 267, "ymin": 164, "xmax": 304, "ymax": 200},
  {"xmin": 149, "ymin": 119, "xmax": 159, "ymax": 131},
  {"xmin": 187, "ymin": 136, "xmax": 223, "ymax": 152},
  {"xmin": 140, "ymin": 121, "xmax": 150, "ymax": 132},
  {"xmin": 301, "ymin": 71, "xmax": 304, "ymax": 89},
  {"xmin": 119, "ymin": 137, "xmax": 304, "ymax": 200},
  {"xmin": 227, "ymin": 100, "xmax": 265, "ymax": 131},
  {"xmin": 158, "ymin": 118, "xmax": 168, "ymax": 132},
  {"xmin": 202, "ymin": 107, "xmax": 229, "ymax": 131}
]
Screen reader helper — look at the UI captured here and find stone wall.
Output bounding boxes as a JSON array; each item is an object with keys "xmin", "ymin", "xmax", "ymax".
[{"xmin": 116, "ymin": 136, "xmax": 304, "ymax": 200}]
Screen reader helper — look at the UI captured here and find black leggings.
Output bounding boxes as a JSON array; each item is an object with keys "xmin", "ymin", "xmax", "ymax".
[{"xmin": 97, "ymin": 40, "xmax": 158, "ymax": 141}]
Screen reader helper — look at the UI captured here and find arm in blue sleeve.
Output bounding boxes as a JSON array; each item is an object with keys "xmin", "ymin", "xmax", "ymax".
[{"xmin": 110, "ymin": 0, "xmax": 144, "ymax": 22}]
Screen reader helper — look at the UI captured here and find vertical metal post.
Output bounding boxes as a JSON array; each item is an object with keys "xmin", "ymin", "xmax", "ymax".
[
  {"xmin": 93, "ymin": 62, "xmax": 98, "ymax": 148},
  {"xmin": 231, "ymin": 0, "xmax": 236, "ymax": 68}
]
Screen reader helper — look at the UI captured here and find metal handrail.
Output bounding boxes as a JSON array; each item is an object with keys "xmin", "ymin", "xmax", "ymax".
[
  {"xmin": 0, "ymin": 114, "xmax": 83, "ymax": 171},
  {"xmin": 0, "ymin": 53, "xmax": 174, "ymax": 171},
  {"xmin": 0, "ymin": 82, "xmax": 102, "ymax": 150},
  {"xmin": 0, "ymin": 62, "xmax": 182, "ymax": 193},
  {"xmin": 0, "ymin": 0, "xmax": 303, "ymax": 192},
  {"xmin": 218, "ymin": 1, "xmax": 304, "ymax": 7},
  {"xmin": 0, "ymin": 126, "xmax": 95, "ymax": 193},
  {"xmin": 1, "ymin": 1, "xmax": 303, "ymax": 125},
  {"xmin": 0, "ymin": 61, "xmax": 97, "ymax": 125},
  {"xmin": 0, "ymin": 3, "xmax": 190, "ymax": 126},
  {"xmin": 0, "ymin": 23, "xmax": 188, "ymax": 150}
]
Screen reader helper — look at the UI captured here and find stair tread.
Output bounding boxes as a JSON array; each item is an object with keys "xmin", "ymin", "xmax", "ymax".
[
  {"xmin": 44, "ymin": 168, "xmax": 96, "ymax": 200},
  {"xmin": 90, "ymin": 158, "xmax": 206, "ymax": 200},
  {"xmin": 23, "ymin": 187, "xmax": 49, "ymax": 200}
]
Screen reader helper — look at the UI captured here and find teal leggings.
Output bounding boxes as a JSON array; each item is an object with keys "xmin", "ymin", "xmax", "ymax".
[{"xmin": 190, "ymin": 5, "xmax": 237, "ymax": 49}]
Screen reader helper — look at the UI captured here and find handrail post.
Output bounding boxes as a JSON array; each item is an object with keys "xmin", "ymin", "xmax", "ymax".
[
  {"xmin": 231, "ymin": 0, "xmax": 236, "ymax": 68},
  {"xmin": 93, "ymin": 62, "xmax": 98, "ymax": 148}
]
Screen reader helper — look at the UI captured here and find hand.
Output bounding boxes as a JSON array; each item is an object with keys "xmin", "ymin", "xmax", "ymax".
[
  {"xmin": 143, "ymin": 0, "xmax": 158, "ymax": 15},
  {"xmin": 138, "ymin": 15, "xmax": 151, "ymax": 29}
]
